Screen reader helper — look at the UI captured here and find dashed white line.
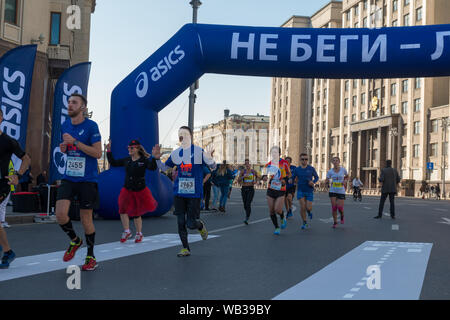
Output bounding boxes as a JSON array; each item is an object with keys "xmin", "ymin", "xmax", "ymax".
[
  {"xmin": 350, "ymin": 288, "xmax": 360, "ymax": 292},
  {"xmin": 26, "ymin": 262, "xmax": 40, "ymax": 266},
  {"xmin": 343, "ymin": 294, "xmax": 354, "ymax": 299}
]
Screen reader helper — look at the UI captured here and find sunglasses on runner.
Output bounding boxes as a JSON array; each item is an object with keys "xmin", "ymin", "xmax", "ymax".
[{"xmin": 301, "ymin": 158, "xmax": 308, "ymax": 161}]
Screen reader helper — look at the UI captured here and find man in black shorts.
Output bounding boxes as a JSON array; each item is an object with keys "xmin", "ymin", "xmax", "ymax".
[
  {"xmin": 0, "ymin": 109, "xmax": 31, "ymax": 268},
  {"xmin": 55, "ymin": 94, "xmax": 102, "ymax": 271}
]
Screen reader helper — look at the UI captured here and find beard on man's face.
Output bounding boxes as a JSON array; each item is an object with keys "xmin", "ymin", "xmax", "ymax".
[{"xmin": 68, "ymin": 107, "xmax": 83, "ymax": 118}]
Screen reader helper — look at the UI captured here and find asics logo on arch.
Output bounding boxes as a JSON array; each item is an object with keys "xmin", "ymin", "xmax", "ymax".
[{"xmin": 135, "ymin": 45, "xmax": 186, "ymax": 98}]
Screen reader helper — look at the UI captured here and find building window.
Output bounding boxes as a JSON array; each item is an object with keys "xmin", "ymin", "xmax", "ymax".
[
  {"xmin": 404, "ymin": 0, "xmax": 410, "ymax": 6},
  {"xmin": 391, "ymin": 104, "xmax": 397, "ymax": 114},
  {"xmin": 322, "ymin": 121, "xmax": 326, "ymax": 130},
  {"xmin": 360, "ymin": 112, "xmax": 366, "ymax": 120},
  {"xmin": 344, "ymin": 116, "xmax": 348, "ymax": 126},
  {"xmin": 346, "ymin": 10, "xmax": 351, "ymax": 22},
  {"xmin": 354, "ymin": 6, "xmax": 359, "ymax": 16},
  {"xmin": 354, "ymin": 22, "xmax": 359, "ymax": 28},
  {"xmin": 50, "ymin": 12, "xmax": 62, "ymax": 45},
  {"xmin": 285, "ymin": 96, "xmax": 288, "ymax": 105},
  {"xmin": 414, "ymin": 121, "xmax": 420, "ymax": 135},
  {"xmin": 323, "ymin": 106, "xmax": 327, "ymax": 114},
  {"xmin": 285, "ymin": 111, "xmax": 288, "ymax": 120},
  {"xmin": 323, "ymin": 88, "xmax": 327, "ymax": 99},
  {"xmin": 402, "ymin": 101, "xmax": 408, "ymax": 114},
  {"xmin": 392, "ymin": 20, "xmax": 398, "ymax": 27},
  {"xmin": 5, "ymin": 0, "xmax": 18, "ymax": 25},
  {"xmin": 361, "ymin": 79, "xmax": 366, "ymax": 86},
  {"xmin": 352, "ymin": 114, "xmax": 356, "ymax": 122},
  {"xmin": 401, "ymin": 146, "xmax": 407, "ymax": 158},
  {"xmin": 414, "ymin": 99, "xmax": 421, "ymax": 112},
  {"xmin": 391, "ymin": 83, "xmax": 397, "ymax": 96},
  {"xmin": 316, "ymin": 123, "xmax": 319, "ymax": 132},
  {"xmin": 413, "ymin": 144, "xmax": 420, "ymax": 158},
  {"xmin": 361, "ymin": 93, "xmax": 366, "ymax": 104},
  {"xmin": 344, "ymin": 98, "xmax": 349, "ymax": 110},
  {"xmin": 345, "ymin": 80, "xmax": 349, "ymax": 91},
  {"xmin": 415, "ymin": 77, "xmax": 421, "ymax": 89},
  {"xmin": 416, "ymin": 7, "xmax": 423, "ymax": 22},
  {"xmin": 402, "ymin": 80, "xmax": 409, "ymax": 93},
  {"xmin": 315, "ymin": 155, "xmax": 318, "ymax": 164},
  {"xmin": 330, "ymin": 137, "xmax": 334, "ymax": 146},
  {"xmin": 431, "ymin": 119, "xmax": 439, "ymax": 133},
  {"xmin": 430, "ymin": 143, "xmax": 438, "ymax": 157},
  {"xmin": 363, "ymin": 17, "xmax": 368, "ymax": 28},
  {"xmin": 352, "ymin": 96, "xmax": 357, "ymax": 107},
  {"xmin": 404, "ymin": 14, "xmax": 410, "ymax": 26},
  {"xmin": 353, "ymin": 79, "xmax": 358, "ymax": 89},
  {"xmin": 375, "ymin": 88, "xmax": 381, "ymax": 99},
  {"xmin": 343, "ymin": 152, "xmax": 347, "ymax": 163},
  {"xmin": 344, "ymin": 134, "xmax": 348, "ymax": 144},
  {"xmin": 322, "ymin": 137, "xmax": 326, "ymax": 147},
  {"xmin": 443, "ymin": 142, "xmax": 449, "ymax": 156},
  {"xmin": 393, "ymin": 0, "xmax": 398, "ymax": 12}
]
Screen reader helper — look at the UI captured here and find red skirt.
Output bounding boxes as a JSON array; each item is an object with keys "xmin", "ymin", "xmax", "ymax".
[{"xmin": 118, "ymin": 187, "xmax": 158, "ymax": 217}]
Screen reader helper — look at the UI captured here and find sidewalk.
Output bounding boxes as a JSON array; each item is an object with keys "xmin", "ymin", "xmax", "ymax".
[{"xmin": 4, "ymin": 205, "xmax": 36, "ymax": 225}]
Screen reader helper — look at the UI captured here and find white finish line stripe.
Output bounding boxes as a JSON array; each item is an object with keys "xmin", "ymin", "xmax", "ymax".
[
  {"xmin": 0, "ymin": 233, "xmax": 219, "ymax": 282},
  {"xmin": 273, "ymin": 241, "xmax": 432, "ymax": 300}
]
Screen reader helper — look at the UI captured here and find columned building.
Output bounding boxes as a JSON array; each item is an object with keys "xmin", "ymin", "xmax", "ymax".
[{"xmin": 275, "ymin": 0, "xmax": 450, "ymax": 197}]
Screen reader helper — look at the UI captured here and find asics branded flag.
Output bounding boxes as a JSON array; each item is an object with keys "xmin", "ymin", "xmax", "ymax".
[
  {"xmin": 0, "ymin": 45, "xmax": 37, "ymax": 168},
  {"xmin": 49, "ymin": 62, "xmax": 91, "ymax": 184}
]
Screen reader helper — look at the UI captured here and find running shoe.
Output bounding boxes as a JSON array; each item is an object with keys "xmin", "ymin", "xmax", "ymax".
[
  {"xmin": 281, "ymin": 217, "xmax": 287, "ymax": 229},
  {"xmin": 274, "ymin": 228, "xmax": 281, "ymax": 235},
  {"xmin": 1, "ymin": 221, "xmax": 11, "ymax": 228},
  {"xmin": 287, "ymin": 210, "xmax": 293, "ymax": 218},
  {"xmin": 63, "ymin": 238, "xmax": 83, "ymax": 262},
  {"xmin": 81, "ymin": 256, "xmax": 97, "ymax": 271},
  {"xmin": 199, "ymin": 220, "xmax": 208, "ymax": 240},
  {"xmin": 332, "ymin": 222, "xmax": 338, "ymax": 229},
  {"xmin": 308, "ymin": 211, "xmax": 313, "ymax": 220},
  {"xmin": 340, "ymin": 215, "xmax": 345, "ymax": 224},
  {"xmin": 0, "ymin": 250, "xmax": 16, "ymax": 269},
  {"xmin": 177, "ymin": 248, "xmax": 191, "ymax": 257},
  {"xmin": 244, "ymin": 219, "xmax": 249, "ymax": 225},
  {"xmin": 120, "ymin": 231, "xmax": 132, "ymax": 243},
  {"xmin": 301, "ymin": 222, "xmax": 309, "ymax": 230},
  {"xmin": 135, "ymin": 233, "xmax": 143, "ymax": 243}
]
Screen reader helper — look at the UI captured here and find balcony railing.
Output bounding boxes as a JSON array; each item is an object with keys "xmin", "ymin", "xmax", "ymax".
[{"xmin": 47, "ymin": 44, "xmax": 71, "ymax": 61}]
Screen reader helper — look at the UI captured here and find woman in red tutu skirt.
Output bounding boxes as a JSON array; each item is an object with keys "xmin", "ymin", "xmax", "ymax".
[{"xmin": 106, "ymin": 139, "xmax": 158, "ymax": 243}]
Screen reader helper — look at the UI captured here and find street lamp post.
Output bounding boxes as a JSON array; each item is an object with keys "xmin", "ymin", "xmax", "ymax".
[
  {"xmin": 441, "ymin": 117, "xmax": 450, "ymax": 199},
  {"xmin": 347, "ymin": 135, "xmax": 354, "ymax": 179},
  {"xmin": 188, "ymin": 0, "xmax": 202, "ymax": 130},
  {"xmin": 389, "ymin": 127, "xmax": 398, "ymax": 166}
]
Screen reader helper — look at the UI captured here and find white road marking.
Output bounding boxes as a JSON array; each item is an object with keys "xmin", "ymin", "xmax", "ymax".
[
  {"xmin": 0, "ymin": 233, "xmax": 219, "ymax": 283},
  {"xmin": 438, "ymin": 217, "xmax": 450, "ymax": 225},
  {"xmin": 209, "ymin": 218, "xmax": 270, "ymax": 233},
  {"xmin": 273, "ymin": 241, "xmax": 432, "ymax": 300},
  {"xmin": 392, "ymin": 224, "xmax": 399, "ymax": 230}
]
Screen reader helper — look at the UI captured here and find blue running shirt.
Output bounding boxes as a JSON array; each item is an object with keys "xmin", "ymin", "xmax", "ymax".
[
  {"xmin": 61, "ymin": 118, "xmax": 101, "ymax": 183},
  {"xmin": 292, "ymin": 165, "xmax": 319, "ymax": 193}
]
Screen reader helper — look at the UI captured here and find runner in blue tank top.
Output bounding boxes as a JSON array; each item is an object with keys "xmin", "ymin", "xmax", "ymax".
[{"xmin": 290, "ymin": 153, "xmax": 319, "ymax": 230}]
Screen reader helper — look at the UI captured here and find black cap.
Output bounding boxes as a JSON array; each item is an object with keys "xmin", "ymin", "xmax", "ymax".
[{"xmin": 128, "ymin": 140, "xmax": 141, "ymax": 147}]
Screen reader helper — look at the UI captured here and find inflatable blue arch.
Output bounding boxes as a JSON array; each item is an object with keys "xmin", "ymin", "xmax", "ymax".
[{"xmin": 97, "ymin": 23, "xmax": 450, "ymax": 219}]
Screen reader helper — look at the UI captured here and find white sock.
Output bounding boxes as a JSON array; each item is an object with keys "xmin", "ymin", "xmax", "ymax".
[{"xmin": 124, "ymin": 229, "xmax": 131, "ymax": 233}]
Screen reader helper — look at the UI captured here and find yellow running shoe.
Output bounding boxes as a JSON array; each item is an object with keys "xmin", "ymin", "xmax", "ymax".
[
  {"xmin": 177, "ymin": 248, "xmax": 191, "ymax": 257},
  {"xmin": 199, "ymin": 220, "xmax": 208, "ymax": 240}
]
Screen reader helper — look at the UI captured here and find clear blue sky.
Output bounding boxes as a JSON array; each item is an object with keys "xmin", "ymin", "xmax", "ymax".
[{"xmin": 88, "ymin": 0, "xmax": 333, "ymax": 148}]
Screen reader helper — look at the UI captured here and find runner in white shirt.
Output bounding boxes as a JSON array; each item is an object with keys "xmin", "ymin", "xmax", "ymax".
[{"xmin": 325, "ymin": 157, "xmax": 348, "ymax": 228}]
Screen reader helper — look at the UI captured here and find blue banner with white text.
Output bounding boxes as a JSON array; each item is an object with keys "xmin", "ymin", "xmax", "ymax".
[{"xmin": 49, "ymin": 62, "xmax": 91, "ymax": 184}]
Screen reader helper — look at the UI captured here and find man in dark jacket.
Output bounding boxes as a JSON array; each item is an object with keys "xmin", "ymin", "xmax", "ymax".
[{"xmin": 375, "ymin": 160, "xmax": 401, "ymax": 219}]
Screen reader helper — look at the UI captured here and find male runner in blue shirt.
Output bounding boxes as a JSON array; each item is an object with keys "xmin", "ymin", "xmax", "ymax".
[{"xmin": 290, "ymin": 153, "xmax": 319, "ymax": 229}]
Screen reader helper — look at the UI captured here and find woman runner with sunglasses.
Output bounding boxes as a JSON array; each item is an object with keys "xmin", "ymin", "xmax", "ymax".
[
  {"xmin": 290, "ymin": 153, "xmax": 319, "ymax": 230},
  {"xmin": 325, "ymin": 157, "xmax": 348, "ymax": 228},
  {"xmin": 106, "ymin": 139, "xmax": 158, "ymax": 243}
]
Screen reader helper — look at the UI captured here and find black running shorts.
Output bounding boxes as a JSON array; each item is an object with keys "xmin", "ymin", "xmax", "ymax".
[
  {"xmin": 329, "ymin": 192, "xmax": 346, "ymax": 200},
  {"xmin": 267, "ymin": 188, "xmax": 286, "ymax": 199},
  {"xmin": 56, "ymin": 179, "xmax": 99, "ymax": 210}
]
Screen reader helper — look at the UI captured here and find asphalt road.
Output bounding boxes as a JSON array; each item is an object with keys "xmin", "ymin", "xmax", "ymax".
[{"xmin": 1, "ymin": 189, "xmax": 449, "ymax": 300}]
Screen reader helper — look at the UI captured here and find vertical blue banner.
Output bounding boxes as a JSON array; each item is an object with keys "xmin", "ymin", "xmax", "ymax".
[
  {"xmin": 0, "ymin": 45, "xmax": 37, "ymax": 149},
  {"xmin": 49, "ymin": 62, "xmax": 91, "ymax": 184}
]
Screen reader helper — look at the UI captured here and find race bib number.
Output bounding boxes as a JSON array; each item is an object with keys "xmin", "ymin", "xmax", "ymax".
[
  {"xmin": 332, "ymin": 182, "xmax": 343, "ymax": 188},
  {"xmin": 179, "ymin": 178, "xmax": 195, "ymax": 194},
  {"xmin": 270, "ymin": 179, "xmax": 282, "ymax": 191},
  {"xmin": 243, "ymin": 174, "xmax": 254, "ymax": 183},
  {"xmin": 66, "ymin": 157, "xmax": 86, "ymax": 177}
]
